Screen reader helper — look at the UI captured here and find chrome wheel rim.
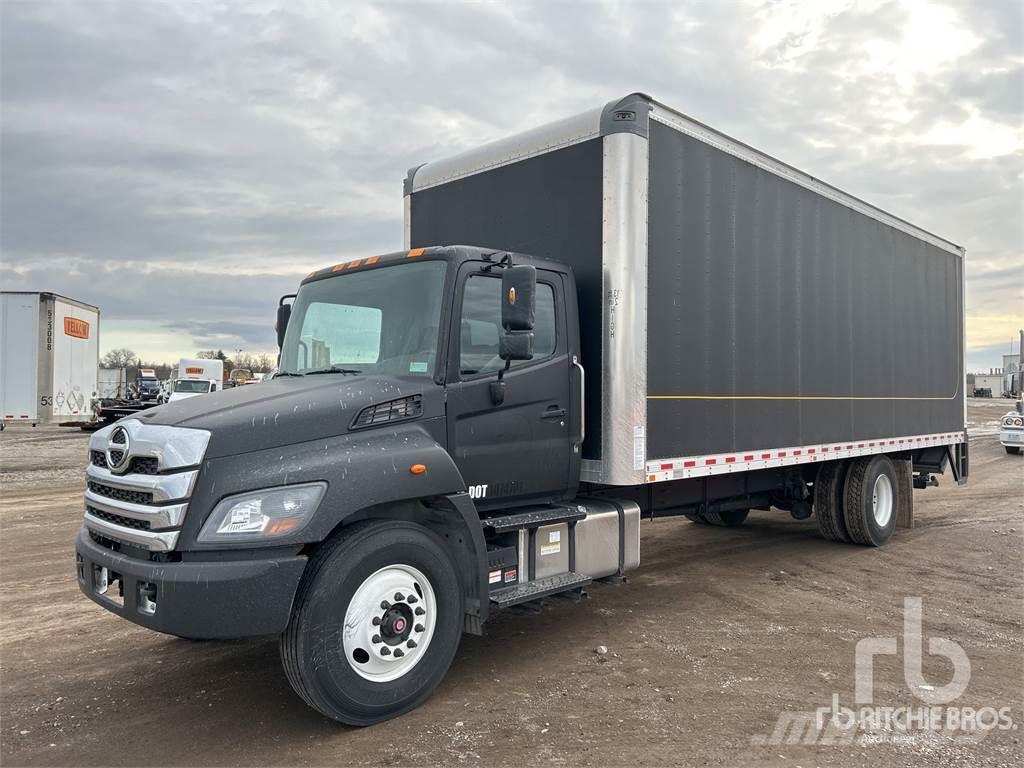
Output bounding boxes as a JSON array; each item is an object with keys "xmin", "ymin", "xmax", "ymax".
[
  {"xmin": 342, "ymin": 564, "xmax": 436, "ymax": 682},
  {"xmin": 872, "ymin": 474, "xmax": 894, "ymax": 527}
]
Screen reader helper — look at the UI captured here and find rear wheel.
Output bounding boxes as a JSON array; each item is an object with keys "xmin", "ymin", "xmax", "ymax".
[
  {"xmin": 280, "ymin": 520, "xmax": 463, "ymax": 725},
  {"xmin": 702, "ymin": 509, "xmax": 749, "ymax": 527},
  {"xmin": 843, "ymin": 455, "xmax": 898, "ymax": 547},
  {"xmin": 1006, "ymin": 446, "xmax": 1021, "ymax": 455},
  {"xmin": 814, "ymin": 461, "xmax": 851, "ymax": 542}
]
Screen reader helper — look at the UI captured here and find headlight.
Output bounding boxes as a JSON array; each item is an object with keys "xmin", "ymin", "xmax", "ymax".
[
  {"xmin": 198, "ymin": 483, "xmax": 326, "ymax": 544},
  {"xmin": 1004, "ymin": 418, "xmax": 1014, "ymax": 426}
]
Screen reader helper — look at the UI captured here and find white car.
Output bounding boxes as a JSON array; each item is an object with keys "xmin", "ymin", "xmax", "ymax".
[{"xmin": 999, "ymin": 405, "xmax": 1024, "ymax": 455}]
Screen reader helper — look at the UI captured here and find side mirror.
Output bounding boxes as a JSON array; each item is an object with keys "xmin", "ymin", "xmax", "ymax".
[
  {"xmin": 499, "ymin": 265, "xmax": 536, "ymax": 364},
  {"xmin": 276, "ymin": 294, "xmax": 295, "ymax": 349},
  {"xmin": 501, "ymin": 265, "xmax": 536, "ymax": 332}
]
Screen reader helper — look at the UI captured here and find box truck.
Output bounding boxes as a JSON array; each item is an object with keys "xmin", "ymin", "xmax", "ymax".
[
  {"xmin": 75, "ymin": 94, "xmax": 967, "ymax": 725},
  {"xmin": 1, "ymin": 292, "xmax": 99, "ymax": 429},
  {"xmin": 168, "ymin": 358, "xmax": 224, "ymax": 402}
]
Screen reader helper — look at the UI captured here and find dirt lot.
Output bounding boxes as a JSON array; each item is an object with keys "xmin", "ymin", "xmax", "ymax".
[{"xmin": 1, "ymin": 399, "xmax": 1021, "ymax": 767}]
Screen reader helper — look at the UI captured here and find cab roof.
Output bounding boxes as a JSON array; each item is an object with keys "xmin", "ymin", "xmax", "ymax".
[{"xmin": 300, "ymin": 245, "xmax": 570, "ymax": 285}]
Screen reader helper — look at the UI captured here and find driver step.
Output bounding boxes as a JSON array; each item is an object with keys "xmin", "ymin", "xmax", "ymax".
[
  {"xmin": 482, "ymin": 504, "xmax": 586, "ymax": 533},
  {"xmin": 490, "ymin": 572, "xmax": 591, "ymax": 608}
]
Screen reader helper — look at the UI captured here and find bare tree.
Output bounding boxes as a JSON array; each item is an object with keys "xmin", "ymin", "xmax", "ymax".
[
  {"xmin": 254, "ymin": 352, "xmax": 274, "ymax": 373},
  {"xmin": 101, "ymin": 348, "xmax": 138, "ymax": 368}
]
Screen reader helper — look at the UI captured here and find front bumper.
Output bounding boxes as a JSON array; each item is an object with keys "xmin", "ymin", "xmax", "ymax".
[
  {"xmin": 75, "ymin": 527, "xmax": 307, "ymax": 639},
  {"xmin": 1000, "ymin": 430, "xmax": 1023, "ymax": 448}
]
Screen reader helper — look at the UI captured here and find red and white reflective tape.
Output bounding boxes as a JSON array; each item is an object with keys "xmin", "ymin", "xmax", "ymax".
[{"xmin": 645, "ymin": 431, "xmax": 966, "ymax": 482}]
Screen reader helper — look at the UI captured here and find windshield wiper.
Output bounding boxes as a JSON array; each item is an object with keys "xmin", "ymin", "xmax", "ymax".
[{"xmin": 304, "ymin": 366, "xmax": 363, "ymax": 376}]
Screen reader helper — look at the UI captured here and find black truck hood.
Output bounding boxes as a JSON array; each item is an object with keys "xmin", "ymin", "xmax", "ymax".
[{"xmin": 140, "ymin": 375, "xmax": 439, "ymax": 459}]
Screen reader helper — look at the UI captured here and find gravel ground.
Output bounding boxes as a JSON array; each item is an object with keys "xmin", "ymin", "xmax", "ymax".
[{"xmin": 1, "ymin": 399, "xmax": 1021, "ymax": 767}]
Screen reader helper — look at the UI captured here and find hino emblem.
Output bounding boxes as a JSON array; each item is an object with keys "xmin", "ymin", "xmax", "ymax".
[{"xmin": 106, "ymin": 426, "xmax": 131, "ymax": 474}]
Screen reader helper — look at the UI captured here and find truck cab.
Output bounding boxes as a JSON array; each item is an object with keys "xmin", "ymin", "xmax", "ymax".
[
  {"xmin": 168, "ymin": 378, "xmax": 218, "ymax": 402},
  {"xmin": 135, "ymin": 370, "xmax": 161, "ymax": 401},
  {"xmin": 76, "ymin": 246, "xmax": 593, "ymax": 725}
]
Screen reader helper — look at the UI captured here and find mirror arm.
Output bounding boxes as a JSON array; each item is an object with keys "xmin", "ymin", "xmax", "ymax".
[{"xmin": 490, "ymin": 359, "xmax": 511, "ymax": 406}]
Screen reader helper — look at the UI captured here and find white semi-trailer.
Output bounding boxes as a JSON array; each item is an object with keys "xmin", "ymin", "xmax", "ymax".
[{"xmin": 1, "ymin": 292, "xmax": 99, "ymax": 429}]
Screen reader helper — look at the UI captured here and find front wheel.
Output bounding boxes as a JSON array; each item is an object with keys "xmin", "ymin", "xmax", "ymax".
[
  {"xmin": 1006, "ymin": 446, "xmax": 1021, "ymax": 455},
  {"xmin": 280, "ymin": 520, "xmax": 464, "ymax": 725}
]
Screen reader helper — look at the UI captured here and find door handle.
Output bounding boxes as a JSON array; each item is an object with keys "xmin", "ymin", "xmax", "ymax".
[{"xmin": 541, "ymin": 407, "xmax": 566, "ymax": 420}]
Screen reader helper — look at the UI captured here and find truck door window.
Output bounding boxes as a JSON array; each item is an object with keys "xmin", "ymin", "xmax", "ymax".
[{"xmin": 460, "ymin": 274, "xmax": 556, "ymax": 376}]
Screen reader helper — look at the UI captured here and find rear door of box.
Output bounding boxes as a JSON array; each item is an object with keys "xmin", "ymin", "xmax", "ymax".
[
  {"xmin": 1, "ymin": 294, "xmax": 40, "ymax": 421},
  {"xmin": 50, "ymin": 298, "xmax": 98, "ymax": 420}
]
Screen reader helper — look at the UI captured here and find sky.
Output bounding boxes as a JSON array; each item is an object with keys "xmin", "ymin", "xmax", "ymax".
[{"xmin": 1, "ymin": 0, "xmax": 1021, "ymax": 371}]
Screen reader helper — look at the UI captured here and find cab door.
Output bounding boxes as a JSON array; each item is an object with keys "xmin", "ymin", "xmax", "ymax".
[{"xmin": 445, "ymin": 263, "xmax": 571, "ymax": 510}]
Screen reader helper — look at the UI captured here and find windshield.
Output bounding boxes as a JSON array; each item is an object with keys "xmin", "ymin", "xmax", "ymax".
[
  {"xmin": 280, "ymin": 260, "xmax": 447, "ymax": 377},
  {"xmin": 174, "ymin": 380, "xmax": 212, "ymax": 394}
]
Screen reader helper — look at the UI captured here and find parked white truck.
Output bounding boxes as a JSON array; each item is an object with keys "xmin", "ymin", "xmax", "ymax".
[
  {"xmin": 169, "ymin": 358, "xmax": 224, "ymax": 402},
  {"xmin": 1, "ymin": 292, "xmax": 99, "ymax": 430}
]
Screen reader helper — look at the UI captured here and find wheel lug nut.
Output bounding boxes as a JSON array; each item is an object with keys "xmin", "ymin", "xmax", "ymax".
[
  {"xmin": 414, "ymin": 624, "xmax": 425, "ymax": 632},
  {"xmin": 380, "ymin": 600, "xmax": 390, "ymax": 610},
  {"xmin": 394, "ymin": 592, "xmax": 404, "ymax": 602},
  {"xmin": 372, "ymin": 634, "xmax": 382, "ymax": 644},
  {"xmin": 393, "ymin": 648, "xmax": 405, "ymax": 658},
  {"xmin": 407, "ymin": 639, "xmax": 417, "ymax": 649},
  {"xmin": 372, "ymin": 616, "xmax": 381, "ymax": 626},
  {"xmin": 380, "ymin": 647, "xmax": 391, "ymax": 656},
  {"xmin": 407, "ymin": 595, "xmax": 418, "ymax": 604},
  {"xmin": 414, "ymin": 607, "xmax": 425, "ymax": 616}
]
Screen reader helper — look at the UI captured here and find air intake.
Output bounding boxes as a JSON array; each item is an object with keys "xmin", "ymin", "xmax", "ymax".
[{"xmin": 352, "ymin": 395, "xmax": 423, "ymax": 429}]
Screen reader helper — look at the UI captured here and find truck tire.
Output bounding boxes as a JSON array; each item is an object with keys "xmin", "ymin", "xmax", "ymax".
[
  {"xmin": 814, "ymin": 461, "xmax": 851, "ymax": 543},
  {"xmin": 702, "ymin": 509, "xmax": 749, "ymax": 527},
  {"xmin": 842, "ymin": 455, "xmax": 898, "ymax": 547},
  {"xmin": 280, "ymin": 520, "xmax": 464, "ymax": 725},
  {"xmin": 1006, "ymin": 446, "xmax": 1021, "ymax": 455}
]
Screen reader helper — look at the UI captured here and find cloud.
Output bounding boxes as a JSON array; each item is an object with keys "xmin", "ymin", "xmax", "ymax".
[{"xmin": 2, "ymin": 0, "xmax": 1021, "ymax": 365}]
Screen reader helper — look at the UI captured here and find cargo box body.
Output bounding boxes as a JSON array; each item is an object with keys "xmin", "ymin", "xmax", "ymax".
[
  {"xmin": 0, "ymin": 292, "xmax": 100, "ymax": 426},
  {"xmin": 406, "ymin": 94, "xmax": 966, "ymax": 486}
]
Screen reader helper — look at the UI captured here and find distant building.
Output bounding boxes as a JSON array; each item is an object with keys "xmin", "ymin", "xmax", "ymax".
[{"xmin": 973, "ymin": 374, "xmax": 1004, "ymax": 396}]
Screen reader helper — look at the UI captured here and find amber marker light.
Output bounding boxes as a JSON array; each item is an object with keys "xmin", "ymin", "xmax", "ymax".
[{"xmin": 410, "ymin": 464, "xmax": 427, "ymax": 475}]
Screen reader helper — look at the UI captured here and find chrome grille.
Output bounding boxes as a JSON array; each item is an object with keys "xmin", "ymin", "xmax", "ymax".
[
  {"xmin": 87, "ymin": 506, "xmax": 152, "ymax": 531},
  {"xmin": 83, "ymin": 420, "xmax": 211, "ymax": 553},
  {"xmin": 90, "ymin": 451, "xmax": 158, "ymax": 475},
  {"xmin": 87, "ymin": 480, "xmax": 154, "ymax": 506},
  {"xmin": 130, "ymin": 457, "xmax": 159, "ymax": 475}
]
